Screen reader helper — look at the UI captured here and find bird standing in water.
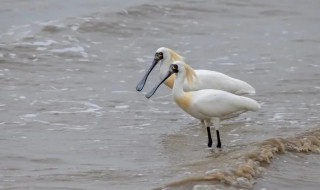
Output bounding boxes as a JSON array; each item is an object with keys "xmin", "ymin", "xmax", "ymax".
[{"xmin": 145, "ymin": 61, "xmax": 260, "ymax": 148}]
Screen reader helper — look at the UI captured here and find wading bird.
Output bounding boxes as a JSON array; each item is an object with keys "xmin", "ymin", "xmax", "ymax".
[
  {"xmin": 136, "ymin": 47, "xmax": 255, "ymax": 95},
  {"xmin": 145, "ymin": 61, "xmax": 260, "ymax": 148}
]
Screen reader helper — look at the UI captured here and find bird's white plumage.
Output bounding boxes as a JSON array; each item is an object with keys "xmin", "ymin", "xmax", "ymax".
[
  {"xmin": 171, "ymin": 61, "xmax": 260, "ymax": 122},
  {"xmin": 157, "ymin": 47, "xmax": 256, "ymax": 95},
  {"xmin": 190, "ymin": 89, "xmax": 260, "ymax": 120}
]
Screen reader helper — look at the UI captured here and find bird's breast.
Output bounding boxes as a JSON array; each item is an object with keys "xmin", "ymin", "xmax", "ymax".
[{"xmin": 174, "ymin": 93, "xmax": 192, "ymax": 111}]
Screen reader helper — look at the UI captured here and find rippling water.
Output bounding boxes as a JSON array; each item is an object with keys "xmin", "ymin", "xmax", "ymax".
[{"xmin": 0, "ymin": 0, "xmax": 319, "ymax": 189}]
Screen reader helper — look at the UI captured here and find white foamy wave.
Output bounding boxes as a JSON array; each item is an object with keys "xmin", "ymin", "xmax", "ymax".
[
  {"xmin": 42, "ymin": 100, "xmax": 103, "ymax": 115},
  {"xmin": 21, "ymin": 114, "xmax": 38, "ymax": 118},
  {"xmin": 118, "ymin": 123, "xmax": 150, "ymax": 129},
  {"xmin": 218, "ymin": 62, "xmax": 237, "ymax": 66},
  {"xmin": 50, "ymin": 46, "xmax": 88, "ymax": 58},
  {"xmin": 228, "ymin": 133, "xmax": 240, "ymax": 137},
  {"xmin": 115, "ymin": 105, "xmax": 130, "ymax": 109},
  {"xmin": 32, "ymin": 40, "xmax": 57, "ymax": 46},
  {"xmin": 14, "ymin": 39, "xmax": 57, "ymax": 47},
  {"xmin": 149, "ymin": 109, "xmax": 171, "ymax": 114},
  {"xmin": 62, "ymin": 126, "xmax": 87, "ymax": 130},
  {"xmin": 48, "ymin": 125, "xmax": 88, "ymax": 131},
  {"xmin": 111, "ymin": 91, "xmax": 136, "ymax": 94}
]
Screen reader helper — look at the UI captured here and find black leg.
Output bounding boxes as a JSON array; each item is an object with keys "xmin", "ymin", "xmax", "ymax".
[
  {"xmin": 216, "ymin": 130, "xmax": 222, "ymax": 148},
  {"xmin": 207, "ymin": 126, "xmax": 212, "ymax": 147}
]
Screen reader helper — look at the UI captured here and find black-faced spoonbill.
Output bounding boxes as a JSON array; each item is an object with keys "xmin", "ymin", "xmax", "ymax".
[
  {"xmin": 136, "ymin": 47, "xmax": 255, "ymax": 95},
  {"xmin": 145, "ymin": 61, "xmax": 260, "ymax": 148}
]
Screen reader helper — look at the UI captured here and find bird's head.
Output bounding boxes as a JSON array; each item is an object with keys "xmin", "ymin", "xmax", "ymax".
[
  {"xmin": 155, "ymin": 47, "xmax": 184, "ymax": 63},
  {"xmin": 136, "ymin": 47, "xmax": 184, "ymax": 91},
  {"xmin": 145, "ymin": 61, "xmax": 197, "ymax": 99}
]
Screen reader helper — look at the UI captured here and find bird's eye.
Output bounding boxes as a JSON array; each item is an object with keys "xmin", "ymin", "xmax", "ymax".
[{"xmin": 170, "ymin": 64, "xmax": 178, "ymax": 73}]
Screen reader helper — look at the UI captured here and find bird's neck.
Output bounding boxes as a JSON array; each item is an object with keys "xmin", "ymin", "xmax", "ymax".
[
  {"xmin": 172, "ymin": 73, "xmax": 185, "ymax": 98},
  {"xmin": 172, "ymin": 73, "xmax": 193, "ymax": 111}
]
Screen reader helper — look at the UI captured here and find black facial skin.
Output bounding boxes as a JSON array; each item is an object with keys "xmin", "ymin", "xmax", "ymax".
[
  {"xmin": 171, "ymin": 64, "xmax": 178, "ymax": 73},
  {"xmin": 154, "ymin": 52, "xmax": 163, "ymax": 61},
  {"xmin": 145, "ymin": 64, "xmax": 178, "ymax": 99},
  {"xmin": 136, "ymin": 52, "xmax": 164, "ymax": 91}
]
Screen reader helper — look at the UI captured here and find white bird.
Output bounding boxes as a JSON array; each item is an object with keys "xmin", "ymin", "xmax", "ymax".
[
  {"xmin": 136, "ymin": 47, "xmax": 255, "ymax": 95},
  {"xmin": 145, "ymin": 61, "xmax": 260, "ymax": 148}
]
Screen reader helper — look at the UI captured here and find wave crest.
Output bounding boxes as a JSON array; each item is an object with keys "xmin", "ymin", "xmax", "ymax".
[{"xmin": 157, "ymin": 127, "xmax": 320, "ymax": 190}]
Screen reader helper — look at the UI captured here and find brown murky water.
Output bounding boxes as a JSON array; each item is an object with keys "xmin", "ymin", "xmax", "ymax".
[{"xmin": 0, "ymin": 0, "xmax": 319, "ymax": 190}]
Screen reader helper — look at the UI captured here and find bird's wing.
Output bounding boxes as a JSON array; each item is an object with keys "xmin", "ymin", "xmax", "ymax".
[
  {"xmin": 184, "ymin": 70, "xmax": 255, "ymax": 95},
  {"xmin": 192, "ymin": 89, "xmax": 246, "ymax": 117}
]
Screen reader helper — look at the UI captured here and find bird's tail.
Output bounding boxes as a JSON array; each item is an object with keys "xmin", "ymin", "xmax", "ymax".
[{"xmin": 243, "ymin": 97, "xmax": 261, "ymax": 111}]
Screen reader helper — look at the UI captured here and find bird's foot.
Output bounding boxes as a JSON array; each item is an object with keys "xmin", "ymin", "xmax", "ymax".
[{"xmin": 208, "ymin": 140, "xmax": 213, "ymax": 148}]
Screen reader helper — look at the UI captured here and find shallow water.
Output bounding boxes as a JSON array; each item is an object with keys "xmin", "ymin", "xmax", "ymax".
[
  {"xmin": 255, "ymin": 153, "xmax": 320, "ymax": 190},
  {"xmin": 0, "ymin": 0, "xmax": 320, "ymax": 189}
]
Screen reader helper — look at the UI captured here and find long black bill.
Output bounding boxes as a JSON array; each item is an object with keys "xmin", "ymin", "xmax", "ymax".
[
  {"xmin": 136, "ymin": 59, "xmax": 159, "ymax": 91},
  {"xmin": 145, "ymin": 70, "xmax": 173, "ymax": 99}
]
